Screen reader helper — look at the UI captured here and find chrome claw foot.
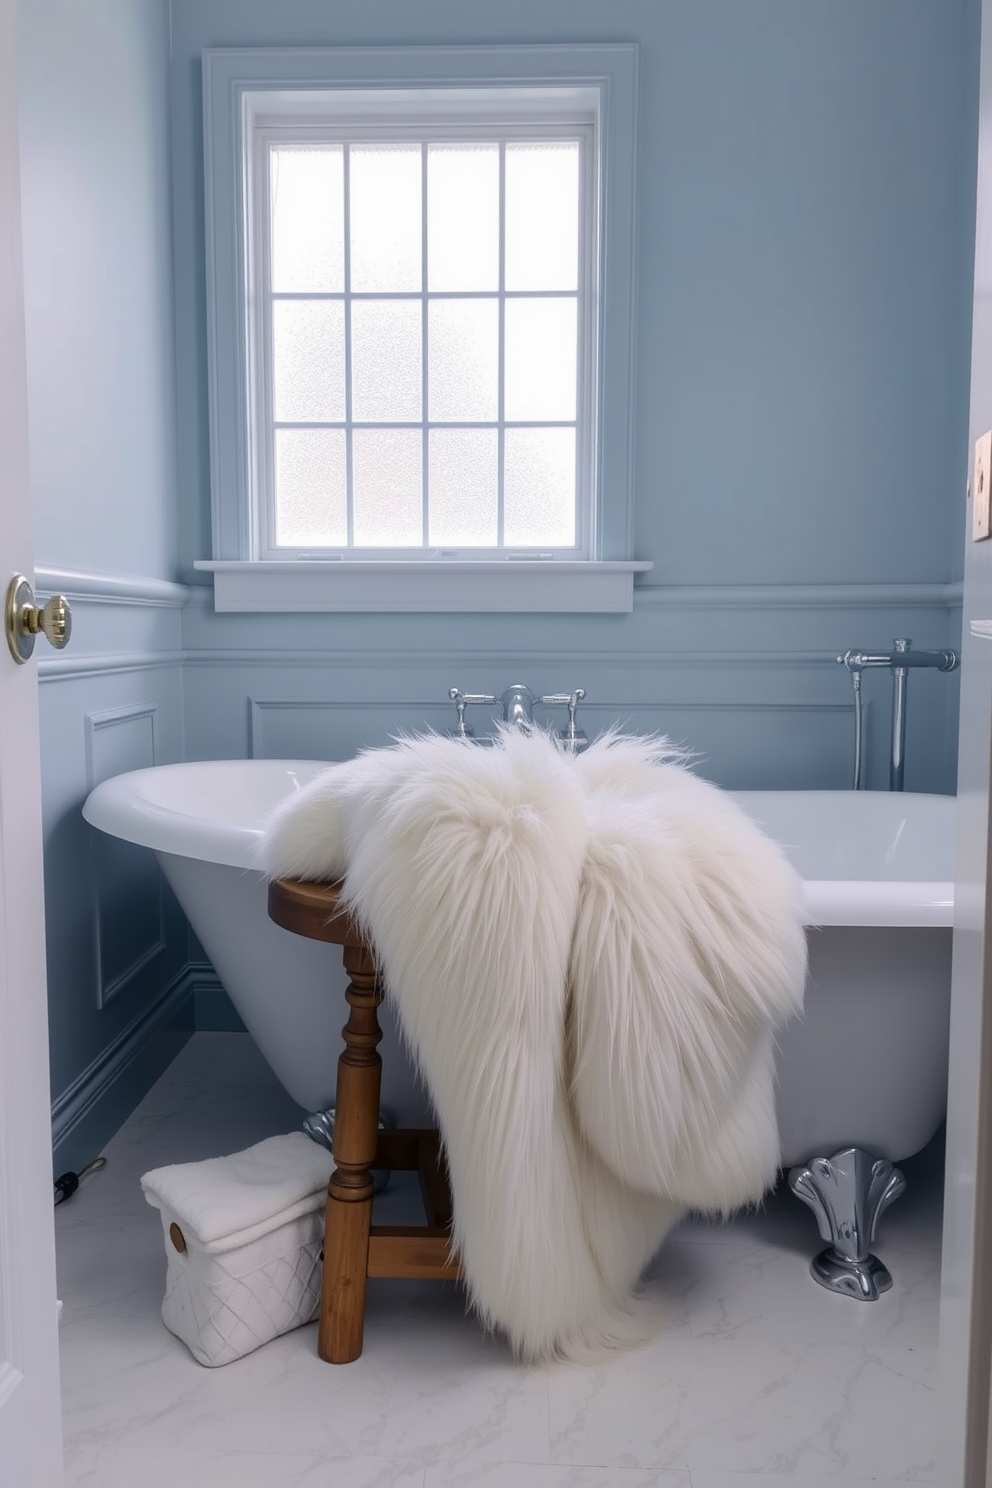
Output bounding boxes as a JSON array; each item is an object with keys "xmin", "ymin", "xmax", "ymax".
[
  {"xmin": 302, "ymin": 1106, "xmax": 395, "ymax": 1194},
  {"xmin": 788, "ymin": 1146, "xmax": 906, "ymax": 1301},
  {"xmin": 810, "ymin": 1247, "xmax": 894, "ymax": 1300}
]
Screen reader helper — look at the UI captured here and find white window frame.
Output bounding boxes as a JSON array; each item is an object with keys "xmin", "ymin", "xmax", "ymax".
[{"xmin": 197, "ymin": 45, "xmax": 650, "ymax": 612}]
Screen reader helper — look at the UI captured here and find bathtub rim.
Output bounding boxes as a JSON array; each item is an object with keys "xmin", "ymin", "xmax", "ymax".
[{"xmin": 81, "ymin": 759, "xmax": 955, "ymax": 928}]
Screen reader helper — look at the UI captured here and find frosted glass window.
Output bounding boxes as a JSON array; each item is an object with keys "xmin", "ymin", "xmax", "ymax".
[
  {"xmin": 274, "ymin": 429, "xmax": 347, "ymax": 545},
  {"xmin": 428, "ymin": 430, "xmax": 498, "ymax": 546},
  {"xmin": 244, "ymin": 74, "xmax": 610, "ymax": 560},
  {"xmin": 353, "ymin": 428, "xmax": 423, "ymax": 545},
  {"xmin": 427, "ymin": 145, "xmax": 499, "ymax": 292},
  {"xmin": 504, "ymin": 299, "xmax": 578, "ymax": 422},
  {"xmin": 272, "ymin": 301, "xmax": 346, "ymax": 423},
  {"xmin": 270, "ymin": 147, "xmax": 344, "ymax": 293},
  {"xmin": 504, "ymin": 428, "xmax": 576, "ymax": 546},
  {"xmin": 351, "ymin": 301, "xmax": 422, "ymax": 422},
  {"xmin": 505, "ymin": 144, "xmax": 579, "ymax": 291},
  {"xmin": 350, "ymin": 146, "xmax": 422, "ymax": 292},
  {"xmin": 428, "ymin": 300, "xmax": 499, "ymax": 422}
]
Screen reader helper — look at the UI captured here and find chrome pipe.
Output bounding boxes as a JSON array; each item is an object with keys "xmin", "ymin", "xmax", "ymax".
[
  {"xmin": 837, "ymin": 639, "xmax": 959, "ymax": 791},
  {"xmin": 890, "ymin": 640, "xmax": 909, "ymax": 792},
  {"xmin": 851, "ymin": 669, "xmax": 863, "ymax": 790}
]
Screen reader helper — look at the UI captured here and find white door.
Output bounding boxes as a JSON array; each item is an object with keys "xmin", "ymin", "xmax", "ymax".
[
  {"xmin": 938, "ymin": 2, "xmax": 992, "ymax": 1482},
  {"xmin": 0, "ymin": 0, "xmax": 65, "ymax": 1481}
]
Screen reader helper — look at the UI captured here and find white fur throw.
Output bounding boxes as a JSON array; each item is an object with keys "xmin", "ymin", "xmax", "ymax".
[{"xmin": 261, "ymin": 730, "xmax": 807, "ymax": 1361}]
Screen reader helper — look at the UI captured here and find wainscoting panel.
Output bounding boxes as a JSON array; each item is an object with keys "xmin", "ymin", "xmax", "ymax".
[
  {"xmin": 85, "ymin": 704, "xmax": 166, "ymax": 1009},
  {"xmin": 38, "ymin": 570, "xmax": 190, "ymax": 1175},
  {"xmin": 181, "ymin": 581, "xmax": 963, "ymax": 795}
]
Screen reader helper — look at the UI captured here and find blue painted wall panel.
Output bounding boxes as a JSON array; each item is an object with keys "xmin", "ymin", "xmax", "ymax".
[
  {"xmin": 18, "ymin": 0, "xmax": 179, "ymax": 579},
  {"xmin": 16, "ymin": 0, "xmax": 190, "ymax": 1165}
]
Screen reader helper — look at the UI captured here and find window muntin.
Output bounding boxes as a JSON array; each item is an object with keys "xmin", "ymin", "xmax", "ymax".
[{"xmin": 249, "ymin": 114, "xmax": 596, "ymax": 560}]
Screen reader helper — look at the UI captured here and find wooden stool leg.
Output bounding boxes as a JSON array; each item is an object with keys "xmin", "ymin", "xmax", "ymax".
[{"xmin": 318, "ymin": 941, "xmax": 383, "ymax": 1364}]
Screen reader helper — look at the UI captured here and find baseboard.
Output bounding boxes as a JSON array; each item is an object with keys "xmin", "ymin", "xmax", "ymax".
[
  {"xmin": 189, "ymin": 963, "xmax": 246, "ymax": 1032},
  {"xmin": 50, "ymin": 966, "xmax": 196, "ymax": 1176}
]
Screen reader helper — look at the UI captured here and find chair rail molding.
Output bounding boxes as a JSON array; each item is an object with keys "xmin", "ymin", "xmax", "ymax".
[{"xmin": 34, "ymin": 565, "xmax": 191, "ymax": 608}]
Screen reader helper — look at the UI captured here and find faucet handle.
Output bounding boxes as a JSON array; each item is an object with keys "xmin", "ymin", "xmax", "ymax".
[
  {"xmin": 448, "ymin": 687, "xmax": 497, "ymax": 738},
  {"xmin": 537, "ymin": 688, "xmax": 588, "ymax": 751}
]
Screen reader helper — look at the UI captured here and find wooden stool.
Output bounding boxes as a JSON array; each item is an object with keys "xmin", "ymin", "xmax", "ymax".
[{"xmin": 267, "ymin": 878, "xmax": 461, "ymax": 1364}]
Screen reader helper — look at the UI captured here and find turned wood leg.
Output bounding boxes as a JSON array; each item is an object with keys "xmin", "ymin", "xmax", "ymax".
[{"xmin": 318, "ymin": 941, "xmax": 383, "ymax": 1364}]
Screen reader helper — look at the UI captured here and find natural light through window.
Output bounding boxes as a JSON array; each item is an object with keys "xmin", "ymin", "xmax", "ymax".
[
  {"xmin": 199, "ymin": 47, "xmax": 643, "ymax": 610},
  {"xmin": 263, "ymin": 137, "xmax": 584, "ymax": 554}
]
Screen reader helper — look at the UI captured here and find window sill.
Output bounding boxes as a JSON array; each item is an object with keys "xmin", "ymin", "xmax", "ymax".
[{"xmin": 193, "ymin": 560, "xmax": 653, "ymax": 614}]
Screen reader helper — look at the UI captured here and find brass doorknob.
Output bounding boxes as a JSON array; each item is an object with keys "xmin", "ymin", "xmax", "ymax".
[{"xmin": 5, "ymin": 574, "xmax": 73, "ymax": 664}]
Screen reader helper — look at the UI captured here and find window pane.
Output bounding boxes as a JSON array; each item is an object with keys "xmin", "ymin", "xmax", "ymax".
[
  {"xmin": 428, "ymin": 300, "xmax": 499, "ymax": 422},
  {"xmin": 428, "ymin": 429, "xmax": 498, "ymax": 546},
  {"xmin": 351, "ymin": 300, "xmax": 422, "ymax": 422},
  {"xmin": 349, "ymin": 146, "xmax": 422, "ymax": 293},
  {"xmin": 353, "ymin": 428, "xmax": 422, "ymax": 545},
  {"xmin": 427, "ymin": 145, "xmax": 499, "ymax": 291},
  {"xmin": 504, "ymin": 299, "xmax": 577, "ymax": 421},
  {"xmin": 273, "ymin": 300, "xmax": 345, "ymax": 423},
  {"xmin": 504, "ymin": 427, "xmax": 576, "ymax": 546},
  {"xmin": 505, "ymin": 142, "xmax": 580, "ymax": 291},
  {"xmin": 274, "ymin": 429, "xmax": 347, "ymax": 546},
  {"xmin": 270, "ymin": 147, "xmax": 345, "ymax": 294}
]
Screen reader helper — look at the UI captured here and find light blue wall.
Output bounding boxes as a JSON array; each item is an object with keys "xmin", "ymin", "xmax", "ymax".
[
  {"xmin": 170, "ymin": 0, "xmax": 976, "ymax": 800},
  {"xmin": 18, "ymin": 0, "xmax": 180, "ymax": 580},
  {"xmin": 171, "ymin": 0, "xmax": 978, "ymax": 588},
  {"xmin": 17, "ymin": 0, "xmax": 192, "ymax": 1172}
]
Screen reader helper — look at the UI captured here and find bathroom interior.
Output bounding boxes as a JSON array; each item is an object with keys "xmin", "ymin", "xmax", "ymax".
[{"xmin": 11, "ymin": 0, "xmax": 990, "ymax": 1483}]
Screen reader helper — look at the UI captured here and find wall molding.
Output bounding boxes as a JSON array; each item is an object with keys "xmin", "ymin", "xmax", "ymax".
[
  {"xmin": 50, "ymin": 968, "xmax": 193, "ymax": 1159},
  {"xmin": 634, "ymin": 582, "xmax": 962, "ymax": 610},
  {"xmin": 35, "ymin": 565, "xmax": 190, "ymax": 607},
  {"xmin": 84, "ymin": 702, "xmax": 164, "ymax": 1010},
  {"xmin": 33, "ymin": 568, "xmax": 960, "ymax": 616},
  {"xmin": 38, "ymin": 650, "xmax": 185, "ymax": 681},
  {"xmin": 187, "ymin": 647, "xmax": 901, "ymax": 670},
  {"xmin": 188, "ymin": 962, "xmax": 246, "ymax": 1031}
]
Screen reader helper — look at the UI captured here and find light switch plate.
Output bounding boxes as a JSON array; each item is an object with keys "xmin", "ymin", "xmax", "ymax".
[{"xmin": 974, "ymin": 431, "xmax": 992, "ymax": 540}]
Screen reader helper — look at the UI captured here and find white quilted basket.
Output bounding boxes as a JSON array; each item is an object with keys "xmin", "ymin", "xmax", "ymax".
[{"xmin": 142, "ymin": 1133, "xmax": 334, "ymax": 1367}]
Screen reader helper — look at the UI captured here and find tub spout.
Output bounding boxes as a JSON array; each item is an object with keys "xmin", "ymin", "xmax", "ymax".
[{"xmin": 499, "ymin": 683, "xmax": 538, "ymax": 727}]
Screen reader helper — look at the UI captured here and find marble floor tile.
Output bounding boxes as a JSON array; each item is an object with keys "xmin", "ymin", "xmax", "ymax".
[
  {"xmin": 547, "ymin": 1338, "xmax": 936, "ymax": 1479},
  {"xmin": 649, "ymin": 1231, "xmax": 939, "ymax": 1349},
  {"xmin": 689, "ymin": 1476, "xmax": 934, "ymax": 1488},
  {"xmin": 56, "ymin": 1034, "xmax": 944, "ymax": 1488},
  {"xmin": 65, "ymin": 1445, "xmax": 428, "ymax": 1488},
  {"xmin": 425, "ymin": 1464, "xmax": 689, "ymax": 1488}
]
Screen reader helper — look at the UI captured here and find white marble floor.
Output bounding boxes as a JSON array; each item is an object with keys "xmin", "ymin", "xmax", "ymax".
[{"xmin": 56, "ymin": 1033, "xmax": 943, "ymax": 1488}]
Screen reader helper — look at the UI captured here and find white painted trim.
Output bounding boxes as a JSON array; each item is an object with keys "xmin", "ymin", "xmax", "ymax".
[
  {"xmin": 34, "ymin": 566, "xmax": 189, "ymax": 607},
  {"xmin": 195, "ymin": 558, "xmax": 650, "ymax": 612}
]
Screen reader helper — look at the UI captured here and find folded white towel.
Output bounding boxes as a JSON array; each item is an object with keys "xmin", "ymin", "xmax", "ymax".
[{"xmin": 141, "ymin": 1133, "xmax": 334, "ymax": 1255}]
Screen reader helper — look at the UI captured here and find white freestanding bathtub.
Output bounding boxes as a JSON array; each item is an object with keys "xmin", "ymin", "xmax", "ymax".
[{"xmin": 82, "ymin": 760, "xmax": 955, "ymax": 1173}]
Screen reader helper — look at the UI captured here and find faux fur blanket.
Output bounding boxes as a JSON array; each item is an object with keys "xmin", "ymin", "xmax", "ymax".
[{"xmin": 261, "ymin": 730, "xmax": 807, "ymax": 1361}]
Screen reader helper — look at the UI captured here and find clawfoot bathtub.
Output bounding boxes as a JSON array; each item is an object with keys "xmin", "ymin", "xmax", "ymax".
[{"xmin": 83, "ymin": 760, "xmax": 954, "ymax": 1298}]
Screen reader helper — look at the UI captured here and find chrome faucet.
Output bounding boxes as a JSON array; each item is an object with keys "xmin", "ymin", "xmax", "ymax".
[
  {"xmin": 499, "ymin": 683, "xmax": 538, "ymax": 728},
  {"xmin": 837, "ymin": 639, "xmax": 958, "ymax": 790},
  {"xmin": 447, "ymin": 684, "xmax": 588, "ymax": 752}
]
